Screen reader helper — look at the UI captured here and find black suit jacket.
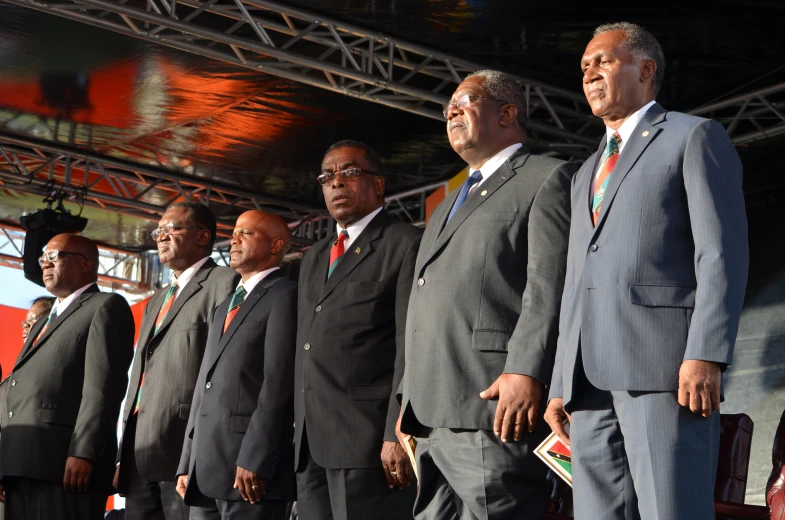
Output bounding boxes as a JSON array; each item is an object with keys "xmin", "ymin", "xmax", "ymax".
[
  {"xmin": 117, "ymin": 258, "xmax": 238, "ymax": 488},
  {"xmin": 0, "ymin": 285, "xmax": 134, "ymax": 494},
  {"xmin": 177, "ymin": 271, "xmax": 297, "ymax": 503},
  {"xmin": 294, "ymin": 210, "xmax": 422, "ymax": 469}
]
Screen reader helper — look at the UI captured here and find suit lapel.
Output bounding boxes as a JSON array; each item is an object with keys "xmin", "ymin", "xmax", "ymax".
[
  {"xmin": 425, "ymin": 148, "xmax": 528, "ymax": 263},
  {"xmin": 591, "ymin": 104, "xmax": 666, "ymax": 234},
  {"xmin": 15, "ymin": 285, "xmax": 100, "ymax": 367},
  {"xmin": 585, "ymin": 137, "xmax": 606, "ymax": 218},
  {"xmin": 153, "ymin": 259, "xmax": 217, "ymax": 338},
  {"xmin": 136, "ymin": 289, "xmax": 167, "ymax": 349},
  {"xmin": 209, "ymin": 272, "xmax": 283, "ymax": 370},
  {"xmin": 317, "ymin": 210, "xmax": 387, "ymax": 303}
]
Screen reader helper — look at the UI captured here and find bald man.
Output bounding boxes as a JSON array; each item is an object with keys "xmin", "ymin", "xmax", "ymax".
[
  {"xmin": 0, "ymin": 233, "xmax": 135, "ymax": 520},
  {"xmin": 176, "ymin": 211, "xmax": 297, "ymax": 519}
]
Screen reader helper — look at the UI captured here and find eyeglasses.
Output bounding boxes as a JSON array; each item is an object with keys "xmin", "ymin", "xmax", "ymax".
[
  {"xmin": 317, "ymin": 167, "xmax": 378, "ymax": 186},
  {"xmin": 151, "ymin": 223, "xmax": 205, "ymax": 240},
  {"xmin": 38, "ymin": 250, "xmax": 88, "ymax": 267},
  {"xmin": 442, "ymin": 94, "xmax": 507, "ymax": 118},
  {"xmin": 21, "ymin": 315, "xmax": 42, "ymax": 330}
]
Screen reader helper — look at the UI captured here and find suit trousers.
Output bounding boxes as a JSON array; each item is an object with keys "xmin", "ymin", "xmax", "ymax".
[
  {"xmin": 412, "ymin": 426, "xmax": 549, "ymax": 520},
  {"xmin": 569, "ymin": 356, "xmax": 720, "ymax": 520},
  {"xmin": 3, "ymin": 476, "xmax": 105, "ymax": 520},
  {"xmin": 295, "ymin": 431, "xmax": 415, "ymax": 520},
  {"xmin": 196, "ymin": 499, "xmax": 290, "ymax": 520},
  {"xmin": 124, "ymin": 415, "xmax": 217, "ymax": 520}
]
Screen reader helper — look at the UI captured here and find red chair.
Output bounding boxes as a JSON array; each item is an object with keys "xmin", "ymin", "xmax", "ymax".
[
  {"xmin": 542, "ymin": 413, "xmax": 756, "ymax": 520},
  {"xmin": 715, "ymin": 408, "xmax": 785, "ymax": 520}
]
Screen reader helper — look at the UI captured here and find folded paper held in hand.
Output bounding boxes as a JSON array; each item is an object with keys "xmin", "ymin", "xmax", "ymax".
[
  {"xmin": 402, "ymin": 434, "xmax": 419, "ymax": 481},
  {"xmin": 535, "ymin": 431, "xmax": 572, "ymax": 487}
]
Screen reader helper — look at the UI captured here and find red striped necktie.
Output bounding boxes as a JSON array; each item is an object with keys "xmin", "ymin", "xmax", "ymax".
[
  {"xmin": 223, "ymin": 285, "xmax": 247, "ymax": 333},
  {"xmin": 133, "ymin": 281, "xmax": 178, "ymax": 415},
  {"xmin": 33, "ymin": 308, "xmax": 58, "ymax": 345},
  {"xmin": 328, "ymin": 230, "xmax": 349, "ymax": 279},
  {"xmin": 592, "ymin": 132, "xmax": 622, "ymax": 226}
]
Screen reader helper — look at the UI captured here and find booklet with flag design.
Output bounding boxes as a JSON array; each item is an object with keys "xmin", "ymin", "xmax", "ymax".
[{"xmin": 534, "ymin": 431, "xmax": 572, "ymax": 487}]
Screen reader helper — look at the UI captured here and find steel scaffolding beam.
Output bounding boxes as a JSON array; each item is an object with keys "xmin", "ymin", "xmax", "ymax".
[
  {"xmin": 689, "ymin": 82, "xmax": 785, "ymax": 145},
  {"xmin": 0, "ymin": 133, "xmax": 320, "ymax": 240},
  {"xmin": 0, "ymin": 0, "xmax": 603, "ymax": 155}
]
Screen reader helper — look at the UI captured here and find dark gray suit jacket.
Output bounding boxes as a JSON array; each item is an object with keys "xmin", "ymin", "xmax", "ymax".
[
  {"xmin": 178, "ymin": 271, "xmax": 297, "ymax": 503},
  {"xmin": 294, "ymin": 210, "xmax": 422, "ymax": 469},
  {"xmin": 117, "ymin": 258, "xmax": 238, "ymax": 488},
  {"xmin": 399, "ymin": 146, "xmax": 576, "ymax": 433},
  {"xmin": 549, "ymin": 104, "xmax": 749, "ymax": 407},
  {"xmin": 0, "ymin": 285, "xmax": 134, "ymax": 494}
]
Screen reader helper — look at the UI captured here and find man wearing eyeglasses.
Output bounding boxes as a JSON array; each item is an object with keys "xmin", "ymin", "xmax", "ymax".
[
  {"xmin": 20, "ymin": 296, "xmax": 55, "ymax": 341},
  {"xmin": 397, "ymin": 70, "xmax": 577, "ymax": 519},
  {"xmin": 294, "ymin": 140, "xmax": 421, "ymax": 519},
  {"xmin": 0, "ymin": 233, "xmax": 134, "ymax": 520},
  {"xmin": 115, "ymin": 202, "xmax": 238, "ymax": 520}
]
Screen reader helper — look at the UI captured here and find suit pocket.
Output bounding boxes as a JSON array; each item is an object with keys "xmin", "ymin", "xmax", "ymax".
[
  {"xmin": 629, "ymin": 283, "xmax": 696, "ymax": 308},
  {"xmin": 471, "ymin": 330, "xmax": 510, "ymax": 352},
  {"xmin": 472, "ymin": 211, "xmax": 518, "ymax": 223},
  {"xmin": 348, "ymin": 383, "xmax": 392, "ymax": 400},
  {"xmin": 38, "ymin": 408, "xmax": 78, "ymax": 427},
  {"xmin": 231, "ymin": 414, "xmax": 252, "ymax": 433},
  {"xmin": 346, "ymin": 282, "xmax": 384, "ymax": 299}
]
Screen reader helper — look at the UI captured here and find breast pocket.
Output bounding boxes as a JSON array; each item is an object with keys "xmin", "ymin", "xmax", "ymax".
[{"xmin": 346, "ymin": 282, "xmax": 386, "ymax": 326}]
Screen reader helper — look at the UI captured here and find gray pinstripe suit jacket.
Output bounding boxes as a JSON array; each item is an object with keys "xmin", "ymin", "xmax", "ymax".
[{"xmin": 549, "ymin": 103, "xmax": 749, "ymax": 407}]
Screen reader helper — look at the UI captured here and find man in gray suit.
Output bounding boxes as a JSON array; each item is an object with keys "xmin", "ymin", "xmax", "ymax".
[
  {"xmin": 115, "ymin": 202, "xmax": 238, "ymax": 520},
  {"xmin": 0, "ymin": 234, "xmax": 135, "ymax": 520},
  {"xmin": 398, "ymin": 70, "xmax": 576, "ymax": 519},
  {"xmin": 544, "ymin": 23, "xmax": 748, "ymax": 520}
]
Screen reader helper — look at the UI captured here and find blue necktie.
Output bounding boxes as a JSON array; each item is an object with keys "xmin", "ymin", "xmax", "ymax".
[{"xmin": 447, "ymin": 170, "xmax": 483, "ymax": 222}]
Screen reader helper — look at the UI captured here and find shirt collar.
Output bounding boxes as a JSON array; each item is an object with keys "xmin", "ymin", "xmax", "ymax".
[
  {"xmin": 53, "ymin": 282, "xmax": 96, "ymax": 317},
  {"xmin": 469, "ymin": 143, "xmax": 523, "ymax": 184},
  {"xmin": 172, "ymin": 256, "xmax": 211, "ymax": 293},
  {"xmin": 335, "ymin": 206, "xmax": 383, "ymax": 246},
  {"xmin": 606, "ymin": 100, "xmax": 657, "ymax": 152},
  {"xmin": 239, "ymin": 266, "xmax": 281, "ymax": 295}
]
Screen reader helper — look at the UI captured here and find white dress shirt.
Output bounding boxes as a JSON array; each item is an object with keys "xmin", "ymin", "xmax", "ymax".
[
  {"xmin": 237, "ymin": 267, "xmax": 281, "ymax": 296},
  {"xmin": 171, "ymin": 256, "xmax": 211, "ymax": 298},
  {"xmin": 52, "ymin": 282, "xmax": 97, "ymax": 317},
  {"xmin": 470, "ymin": 142, "xmax": 523, "ymax": 189},
  {"xmin": 336, "ymin": 206, "xmax": 383, "ymax": 250}
]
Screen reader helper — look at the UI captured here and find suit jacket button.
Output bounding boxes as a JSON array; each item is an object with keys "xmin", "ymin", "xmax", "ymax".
[
  {"xmin": 304, "ymin": 343, "xmax": 311, "ymax": 351},
  {"xmin": 206, "ymin": 382, "xmax": 212, "ymax": 389},
  {"xmin": 8, "ymin": 412, "xmax": 12, "ymax": 418},
  {"xmin": 315, "ymin": 305, "xmax": 322, "ymax": 312},
  {"xmin": 10, "ymin": 380, "xmax": 16, "ymax": 386},
  {"xmin": 589, "ymin": 244, "xmax": 598, "ymax": 252},
  {"xmin": 417, "ymin": 278, "xmax": 425, "ymax": 286}
]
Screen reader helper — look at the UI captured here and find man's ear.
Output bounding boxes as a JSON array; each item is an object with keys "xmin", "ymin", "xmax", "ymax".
[
  {"xmin": 499, "ymin": 103, "xmax": 519, "ymax": 128},
  {"xmin": 640, "ymin": 58, "xmax": 656, "ymax": 85},
  {"xmin": 82, "ymin": 259, "xmax": 93, "ymax": 274},
  {"xmin": 270, "ymin": 237, "xmax": 284, "ymax": 255},
  {"xmin": 196, "ymin": 229, "xmax": 212, "ymax": 247},
  {"xmin": 374, "ymin": 175, "xmax": 386, "ymax": 196}
]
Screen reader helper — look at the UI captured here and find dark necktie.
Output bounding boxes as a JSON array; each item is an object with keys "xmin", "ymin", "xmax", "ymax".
[
  {"xmin": 223, "ymin": 285, "xmax": 247, "ymax": 333},
  {"xmin": 592, "ymin": 132, "xmax": 622, "ymax": 225},
  {"xmin": 328, "ymin": 230, "xmax": 349, "ymax": 278},
  {"xmin": 447, "ymin": 170, "xmax": 483, "ymax": 222}
]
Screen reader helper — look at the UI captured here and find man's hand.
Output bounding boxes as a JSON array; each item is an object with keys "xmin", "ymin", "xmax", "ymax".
[
  {"xmin": 381, "ymin": 441, "xmax": 414, "ymax": 490},
  {"xmin": 112, "ymin": 465, "xmax": 126, "ymax": 497},
  {"xmin": 234, "ymin": 466, "xmax": 265, "ymax": 504},
  {"xmin": 176, "ymin": 475, "xmax": 188, "ymax": 499},
  {"xmin": 480, "ymin": 373, "xmax": 542, "ymax": 442},
  {"xmin": 63, "ymin": 456, "xmax": 93, "ymax": 492},
  {"xmin": 678, "ymin": 359, "xmax": 722, "ymax": 417},
  {"xmin": 543, "ymin": 398, "xmax": 571, "ymax": 448}
]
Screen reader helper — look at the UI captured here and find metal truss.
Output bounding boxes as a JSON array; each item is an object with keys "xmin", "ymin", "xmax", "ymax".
[
  {"xmin": 0, "ymin": 0, "xmax": 603, "ymax": 156},
  {"xmin": 689, "ymin": 82, "xmax": 785, "ymax": 145},
  {"xmin": 0, "ymin": 132, "xmax": 319, "ymax": 240},
  {"xmin": 0, "ymin": 222, "xmax": 153, "ymax": 293}
]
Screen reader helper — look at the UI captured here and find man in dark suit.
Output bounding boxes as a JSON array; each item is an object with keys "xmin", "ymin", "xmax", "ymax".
[
  {"xmin": 295, "ymin": 140, "xmax": 421, "ymax": 519},
  {"xmin": 176, "ymin": 210, "xmax": 297, "ymax": 519},
  {"xmin": 398, "ymin": 70, "xmax": 576, "ymax": 519},
  {"xmin": 115, "ymin": 202, "xmax": 239, "ymax": 520},
  {"xmin": 544, "ymin": 23, "xmax": 748, "ymax": 520},
  {"xmin": 0, "ymin": 233, "xmax": 134, "ymax": 520}
]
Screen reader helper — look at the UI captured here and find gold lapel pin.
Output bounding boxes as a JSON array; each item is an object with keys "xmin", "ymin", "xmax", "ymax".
[
  {"xmin": 480, "ymin": 190, "xmax": 488, "ymax": 196},
  {"xmin": 642, "ymin": 130, "xmax": 650, "ymax": 137},
  {"xmin": 355, "ymin": 247, "xmax": 361, "ymax": 254}
]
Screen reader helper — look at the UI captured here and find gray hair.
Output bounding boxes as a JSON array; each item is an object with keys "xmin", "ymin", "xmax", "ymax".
[
  {"xmin": 464, "ymin": 70, "xmax": 527, "ymax": 127},
  {"xmin": 594, "ymin": 22, "xmax": 665, "ymax": 96}
]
